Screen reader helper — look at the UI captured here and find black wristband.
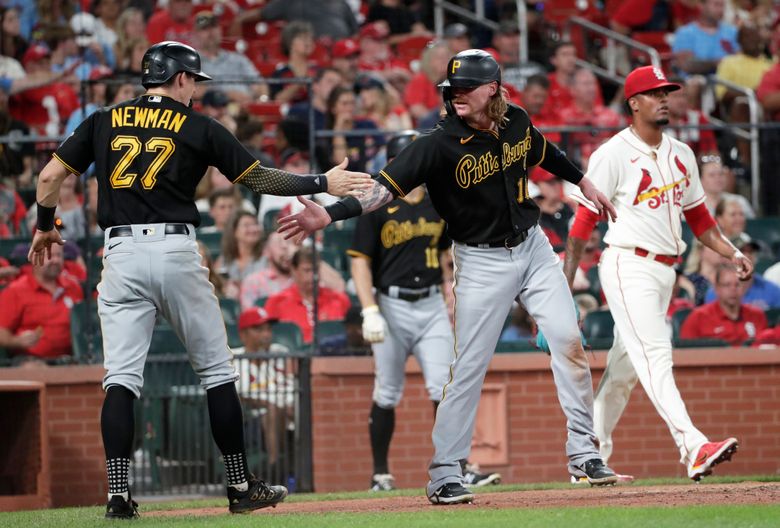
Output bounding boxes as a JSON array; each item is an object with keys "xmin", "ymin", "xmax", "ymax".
[
  {"xmin": 324, "ymin": 196, "xmax": 362, "ymax": 222},
  {"xmin": 317, "ymin": 174, "xmax": 328, "ymax": 193},
  {"xmin": 36, "ymin": 202, "xmax": 56, "ymax": 232}
]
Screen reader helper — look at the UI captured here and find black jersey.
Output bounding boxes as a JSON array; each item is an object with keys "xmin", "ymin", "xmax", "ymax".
[
  {"xmin": 376, "ymin": 104, "xmax": 582, "ymax": 245},
  {"xmin": 54, "ymin": 94, "xmax": 258, "ymax": 229},
  {"xmin": 347, "ymin": 190, "xmax": 449, "ymax": 290}
]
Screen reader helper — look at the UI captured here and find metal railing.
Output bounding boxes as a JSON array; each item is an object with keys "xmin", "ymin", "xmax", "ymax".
[
  {"xmin": 131, "ymin": 351, "xmax": 310, "ymax": 497},
  {"xmin": 565, "ymin": 16, "xmax": 662, "ymax": 84},
  {"xmin": 702, "ymin": 76, "xmax": 762, "ymax": 211},
  {"xmin": 433, "ymin": 0, "xmax": 529, "ymax": 64}
]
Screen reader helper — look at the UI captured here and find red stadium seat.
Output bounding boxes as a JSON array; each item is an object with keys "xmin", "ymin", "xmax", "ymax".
[{"xmin": 247, "ymin": 102, "xmax": 284, "ymax": 128}]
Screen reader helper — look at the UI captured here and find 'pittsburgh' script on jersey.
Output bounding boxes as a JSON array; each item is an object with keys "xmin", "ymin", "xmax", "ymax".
[
  {"xmin": 111, "ymin": 107, "xmax": 188, "ymax": 133},
  {"xmin": 381, "ymin": 218, "xmax": 445, "ymax": 249},
  {"xmin": 454, "ymin": 131, "xmax": 533, "ymax": 189}
]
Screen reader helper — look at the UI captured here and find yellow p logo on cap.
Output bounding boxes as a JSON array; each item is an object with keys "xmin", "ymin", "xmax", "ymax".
[{"xmin": 451, "ymin": 60, "xmax": 461, "ymax": 74}]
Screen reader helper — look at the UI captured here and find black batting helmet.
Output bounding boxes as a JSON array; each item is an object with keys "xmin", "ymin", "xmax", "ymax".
[
  {"xmin": 438, "ymin": 49, "xmax": 501, "ymax": 115},
  {"xmin": 386, "ymin": 130, "xmax": 419, "ymax": 160},
  {"xmin": 141, "ymin": 41, "xmax": 212, "ymax": 89}
]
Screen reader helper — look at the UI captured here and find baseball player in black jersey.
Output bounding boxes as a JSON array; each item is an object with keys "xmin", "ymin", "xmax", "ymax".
[
  {"xmin": 349, "ymin": 131, "xmax": 500, "ymax": 492},
  {"xmin": 280, "ymin": 49, "xmax": 620, "ymax": 504},
  {"xmin": 27, "ymin": 41, "xmax": 370, "ymax": 519}
]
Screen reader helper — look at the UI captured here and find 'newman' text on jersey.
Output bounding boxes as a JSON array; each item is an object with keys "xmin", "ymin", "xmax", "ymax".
[
  {"xmin": 454, "ymin": 129, "xmax": 533, "ymax": 189},
  {"xmin": 111, "ymin": 107, "xmax": 188, "ymax": 133}
]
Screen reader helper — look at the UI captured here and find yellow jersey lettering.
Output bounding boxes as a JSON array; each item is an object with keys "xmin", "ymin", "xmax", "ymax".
[
  {"xmin": 157, "ymin": 109, "xmax": 172, "ymax": 130},
  {"xmin": 122, "ymin": 107, "xmax": 133, "ymax": 127},
  {"xmin": 111, "ymin": 107, "xmax": 122, "ymax": 128},
  {"xmin": 168, "ymin": 112, "xmax": 187, "ymax": 133},
  {"xmin": 133, "ymin": 107, "xmax": 148, "ymax": 127},
  {"xmin": 144, "ymin": 108, "xmax": 159, "ymax": 128},
  {"xmin": 455, "ymin": 151, "xmax": 500, "ymax": 189},
  {"xmin": 380, "ymin": 218, "xmax": 445, "ymax": 249}
]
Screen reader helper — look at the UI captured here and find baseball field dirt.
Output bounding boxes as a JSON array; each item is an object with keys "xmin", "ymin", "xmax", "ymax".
[{"xmin": 150, "ymin": 480, "xmax": 780, "ymax": 517}]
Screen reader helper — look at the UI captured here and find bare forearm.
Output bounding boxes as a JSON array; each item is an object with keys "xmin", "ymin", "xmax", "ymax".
[
  {"xmin": 697, "ymin": 226, "xmax": 738, "ymax": 258},
  {"xmin": 0, "ymin": 328, "xmax": 21, "ymax": 349},
  {"xmin": 350, "ymin": 258, "xmax": 377, "ymax": 308},
  {"xmin": 563, "ymin": 236, "xmax": 587, "ymax": 290},
  {"xmin": 37, "ymin": 158, "xmax": 69, "ymax": 207}
]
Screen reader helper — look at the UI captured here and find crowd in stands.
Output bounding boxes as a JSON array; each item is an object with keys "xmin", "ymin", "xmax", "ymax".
[{"xmin": 2, "ymin": 0, "xmax": 780, "ymax": 367}]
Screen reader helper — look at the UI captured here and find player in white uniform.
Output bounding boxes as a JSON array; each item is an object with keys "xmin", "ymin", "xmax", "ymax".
[{"xmin": 562, "ymin": 66, "xmax": 753, "ymax": 481}]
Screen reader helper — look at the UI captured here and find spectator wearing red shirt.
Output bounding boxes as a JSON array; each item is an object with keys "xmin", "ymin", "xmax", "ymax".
[
  {"xmin": 533, "ymin": 171, "xmax": 573, "ymax": 254},
  {"xmin": 357, "ymin": 22, "xmax": 411, "ymax": 90},
  {"xmin": 557, "ymin": 68, "xmax": 623, "ymax": 168},
  {"xmin": 264, "ymin": 247, "xmax": 350, "ymax": 343},
  {"xmin": 403, "ymin": 40, "xmax": 449, "ymax": 123},
  {"xmin": 0, "ymin": 243, "xmax": 83, "ymax": 362},
  {"xmin": 681, "ymin": 264, "xmax": 767, "ymax": 345},
  {"xmin": 547, "ymin": 41, "xmax": 603, "ymax": 113},
  {"xmin": 666, "ymin": 80, "xmax": 719, "ymax": 155},
  {"xmin": 10, "ymin": 44, "xmax": 79, "ymax": 135},
  {"xmin": 145, "ymin": 0, "xmax": 194, "ymax": 45},
  {"xmin": 521, "ymin": 74, "xmax": 561, "ymax": 143}
]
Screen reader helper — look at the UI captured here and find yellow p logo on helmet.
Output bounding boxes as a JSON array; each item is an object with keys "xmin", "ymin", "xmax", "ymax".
[{"xmin": 451, "ymin": 60, "xmax": 461, "ymax": 74}]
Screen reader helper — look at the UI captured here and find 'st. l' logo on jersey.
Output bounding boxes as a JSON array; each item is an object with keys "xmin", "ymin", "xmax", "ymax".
[{"xmin": 633, "ymin": 159, "xmax": 690, "ymax": 209}]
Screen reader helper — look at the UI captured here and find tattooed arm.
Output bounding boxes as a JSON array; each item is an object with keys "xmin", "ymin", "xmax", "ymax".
[{"xmin": 277, "ymin": 180, "xmax": 394, "ymax": 242}]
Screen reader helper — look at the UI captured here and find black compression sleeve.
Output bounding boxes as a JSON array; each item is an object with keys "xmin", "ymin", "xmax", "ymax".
[
  {"xmin": 324, "ymin": 196, "xmax": 363, "ymax": 222},
  {"xmin": 238, "ymin": 164, "xmax": 328, "ymax": 196},
  {"xmin": 539, "ymin": 143, "xmax": 584, "ymax": 185}
]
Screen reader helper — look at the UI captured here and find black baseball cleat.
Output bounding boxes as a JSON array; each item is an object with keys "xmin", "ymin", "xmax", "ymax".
[
  {"xmin": 427, "ymin": 482, "xmax": 475, "ymax": 505},
  {"xmin": 228, "ymin": 478, "xmax": 288, "ymax": 513},
  {"xmin": 581, "ymin": 458, "xmax": 619, "ymax": 486},
  {"xmin": 105, "ymin": 494, "xmax": 140, "ymax": 519}
]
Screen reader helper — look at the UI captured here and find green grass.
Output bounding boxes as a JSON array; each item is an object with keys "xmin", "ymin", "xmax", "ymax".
[{"xmin": 1, "ymin": 476, "xmax": 778, "ymax": 528}]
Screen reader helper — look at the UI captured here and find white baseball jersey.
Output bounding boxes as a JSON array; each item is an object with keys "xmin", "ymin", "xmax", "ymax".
[{"xmin": 569, "ymin": 128, "xmax": 705, "ymax": 256}]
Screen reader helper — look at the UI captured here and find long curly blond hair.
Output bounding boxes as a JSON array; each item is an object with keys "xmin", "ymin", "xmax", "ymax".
[{"xmin": 486, "ymin": 85, "xmax": 510, "ymax": 128}]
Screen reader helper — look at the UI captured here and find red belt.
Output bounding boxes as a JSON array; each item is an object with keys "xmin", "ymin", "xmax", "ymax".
[{"xmin": 634, "ymin": 247, "xmax": 680, "ymax": 267}]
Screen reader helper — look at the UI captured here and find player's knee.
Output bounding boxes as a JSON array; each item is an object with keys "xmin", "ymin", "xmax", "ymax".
[
  {"xmin": 373, "ymin": 388, "xmax": 402, "ymax": 409},
  {"xmin": 197, "ymin": 360, "xmax": 238, "ymax": 391},
  {"xmin": 103, "ymin": 376, "xmax": 142, "ymax": 400}
]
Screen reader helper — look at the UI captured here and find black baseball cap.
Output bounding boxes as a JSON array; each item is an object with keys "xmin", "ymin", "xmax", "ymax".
[{"xmin": 444, "ymin": 23, "xmax": 469, "ymax": 39}]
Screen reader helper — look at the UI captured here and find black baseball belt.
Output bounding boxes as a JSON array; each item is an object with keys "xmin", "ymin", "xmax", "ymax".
[
  {"xmin": 464, "ymin": 227, "xmax": 531, "ymax": 249},
  {"xmin": 380, "ymin": 285, "xmax": 440, "ymax": 302},
  {"xmin": 109, "ymin": 223, "xmax": 190, "ymax": 238}
]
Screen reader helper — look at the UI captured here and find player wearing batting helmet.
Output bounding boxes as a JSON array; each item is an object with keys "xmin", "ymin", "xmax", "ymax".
[
  {"xmin": 27, "ymin": 40, "xmax": 371, "ymax": 518},
  {"xmin": 279, "ymin": 48, "xmax": 620, "ymax": 504},
  {"xmin": 562, "ymin": 65, "xmax": 750, "ymax": 482},
  {"xmin": 348, "ymin": 131, "xmax": 501, "ymax": 492}
]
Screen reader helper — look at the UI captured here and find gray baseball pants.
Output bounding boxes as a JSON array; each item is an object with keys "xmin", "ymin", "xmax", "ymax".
[
  {"xmin": 427, "ymin": 226, "xmax": 600, "ymax": 493},
  {"xmin": 98, "ymin": 224, "xmax": 237, "ymax": 398}
]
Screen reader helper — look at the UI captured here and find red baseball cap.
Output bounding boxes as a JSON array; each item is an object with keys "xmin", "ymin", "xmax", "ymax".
[
  {"xmin": 22, "ymin": 44, "xmax": 50, "ymax": 66},
  {"xmin": 238, "ymin": 307, "xmax": 275, "ymax": 330},
  {"xmin": 359, "ymin": 22, "xmax": 389, "ymax": 40},
  {"xmin": 332, "ymin": 38, "xmax": 359, "ymax": 58},
  {"xmin": 624, "ymin": 66, "xmax": 680, "ymax": 100}
]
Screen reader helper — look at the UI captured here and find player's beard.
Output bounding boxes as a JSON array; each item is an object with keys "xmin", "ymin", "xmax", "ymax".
[{"xmin": 656, "ymin": 117, "xmax": 669, "ymax": 126}]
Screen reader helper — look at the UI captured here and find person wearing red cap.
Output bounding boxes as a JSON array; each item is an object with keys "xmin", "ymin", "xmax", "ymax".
[
  {"xmin": 332, "ymin": 38, "xmax": 361, "ymax": 88},
  {"xmin": 234, "ymin": 306, "xmax": 296, "ymax": 472},
  {"xmin": 561, "ymin": 65, "xmax": 753, "ymax": 482},
  {"xmin": 357, "ymin": 21, "xmax": 411, "ymax": 88},
  {"xmin": 532, "ymin": 171, "xmax": 573, "ymax": 254}
]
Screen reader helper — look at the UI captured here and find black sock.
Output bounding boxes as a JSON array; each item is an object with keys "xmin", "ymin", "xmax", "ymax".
[
  {"xmin": 101, "ymin": 385, "xmax": 135, "ymax": 497},
  {"xmin": 369, "ymin": 403, "xmax": 395, "ymax": 475},
  {"xmin": 207, "ymin": 382, "xmax": 249, "ymax": 486}
]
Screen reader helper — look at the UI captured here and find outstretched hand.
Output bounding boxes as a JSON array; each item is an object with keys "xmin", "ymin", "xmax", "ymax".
[
  {"xmin": 277, "ymin": 196, "xmax": 332, "ymax": 244},
  {"xmin": 325, "ymin": 158, "xmax": 372, "ymax": 197},
  {"xmin": 578, "ymin": 177, "xmax": 617, "ymax": 222},
  {"xmin": 27, "ymin": 229, "xmax": 65, "ymax": 267}
]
